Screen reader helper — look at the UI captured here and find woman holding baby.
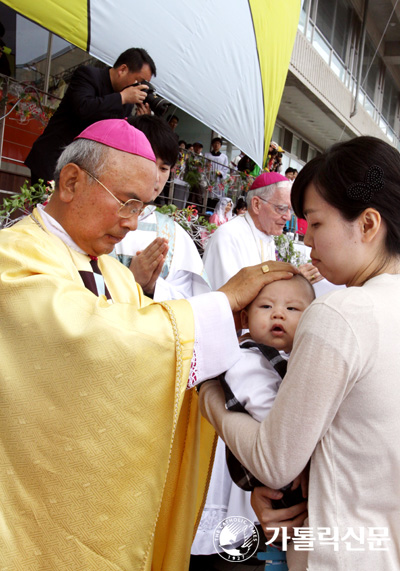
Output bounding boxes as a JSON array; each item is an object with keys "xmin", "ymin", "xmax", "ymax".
[{"xmin": 200, "ymin": 136, "xmax": 400, "ymax": 570}]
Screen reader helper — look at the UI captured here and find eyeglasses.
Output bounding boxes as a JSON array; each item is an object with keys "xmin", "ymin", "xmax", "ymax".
[
  {"xmin": 82, "ymin": 168, "xmax": 146, "ymax": 218},
  {"xmin": 258, "ymin": 197, "xmax": 293, "ymax": 216}
]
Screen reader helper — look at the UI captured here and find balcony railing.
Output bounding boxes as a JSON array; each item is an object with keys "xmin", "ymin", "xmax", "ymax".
[
  {"xmin": 165, "ymin": 149, "xmax": 255, "ymax": 214},
  {"xmin": 297, "ymin": 19, "xmax": 400, "ymax": 148}
]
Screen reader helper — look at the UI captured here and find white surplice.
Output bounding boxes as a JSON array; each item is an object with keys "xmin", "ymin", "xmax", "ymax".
[
  {"xmin": 203, "ymin": 211, "xmax": 276, "ymax": 290},
  {"xmin": 114, "ymin": 207, "xmax": 210, "ymax": 301}
]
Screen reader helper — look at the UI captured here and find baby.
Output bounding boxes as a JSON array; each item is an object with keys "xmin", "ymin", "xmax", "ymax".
[{"xmin": 222, "ymin": 274, "xmax": 315, "ymax": 504}]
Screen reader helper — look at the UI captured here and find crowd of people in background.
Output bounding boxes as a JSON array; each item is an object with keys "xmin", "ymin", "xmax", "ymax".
[{"xmin": 165, "ymin": 119, "xmax": 302, "ymax": 234}]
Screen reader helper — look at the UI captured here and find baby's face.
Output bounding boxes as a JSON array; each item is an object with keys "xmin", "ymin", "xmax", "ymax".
[{"xmin": 242, "ymin": 279, "xmax": 311, "ymax": 353}]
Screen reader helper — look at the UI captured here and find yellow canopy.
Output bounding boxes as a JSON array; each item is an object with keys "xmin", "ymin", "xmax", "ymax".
[{"xmin": 4, "ymin": 0, "xmax": 300, "ymax": 166}]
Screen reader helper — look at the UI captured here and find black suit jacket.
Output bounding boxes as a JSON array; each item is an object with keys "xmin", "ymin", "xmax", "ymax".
[{"xmin": 25, "ymin": 66, "xmax": 134, "ymax": 182}]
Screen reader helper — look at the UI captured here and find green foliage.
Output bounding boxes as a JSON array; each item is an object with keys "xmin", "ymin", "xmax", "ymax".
[
  {"xmin": 197, "ymin": 215, "xmax": 217, "ymax": 233},
  {"xmin": 156, "ymin": 204, "xmax": 217, "ymax": 253},
  {"xmin": 156, "ymin": 204, "xmax": 178, "ymax": 216},
  {"xmin": 183, "ymin": 168, "xmax": 202, "ymax": 188},
  {"xmin": 0, "ymin": 179, "xmax": 50, "ymax": 218},
  {"xmin": 274, "ymin": 233, "xmax": 310, "ymax": 267}
]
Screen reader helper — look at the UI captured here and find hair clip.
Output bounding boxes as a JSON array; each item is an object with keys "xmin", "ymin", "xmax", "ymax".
[{"xmin": 347, "ymin": 165, "xmax": 384, "ymax": 203}]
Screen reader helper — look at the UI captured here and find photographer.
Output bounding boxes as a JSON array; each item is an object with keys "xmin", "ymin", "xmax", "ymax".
[{"xmin": 25, "ymin": 48, "xmax": 156, "ymax": 184}]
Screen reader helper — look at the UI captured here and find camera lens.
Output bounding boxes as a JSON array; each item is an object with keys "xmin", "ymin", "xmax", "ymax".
[{"xmin": 140, "ymin": 81, "xmax": 170, "ymax": 117}]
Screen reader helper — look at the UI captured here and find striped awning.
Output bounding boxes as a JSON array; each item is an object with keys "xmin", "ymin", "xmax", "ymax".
[{"xmin": 4, "ymin": 0, "xmax": 300, "ymax": 166}]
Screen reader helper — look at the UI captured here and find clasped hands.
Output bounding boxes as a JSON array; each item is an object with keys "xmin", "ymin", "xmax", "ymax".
[
  {"xmin": 251, "ymin": 475, "xmax": 308, "ymax": 543},
  {"xmin": 129, "ymin": 237, "xmax": 168, "ymax": 295}
]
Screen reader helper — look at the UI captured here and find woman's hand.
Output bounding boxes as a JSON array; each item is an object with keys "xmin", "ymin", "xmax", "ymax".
[
  {"xmin": 299, "ymin": 262, "xmax": 323, "ymax": 284},
  {"xmin": 251, "ymin": 486, "xmax": 308, "ymax": 541}
]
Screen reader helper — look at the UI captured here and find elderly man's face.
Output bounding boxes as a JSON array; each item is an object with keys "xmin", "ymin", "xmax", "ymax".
[
  {"xmin": 252, "ymin": 186, "xmax": 292, "ymax": 236},
  {"xmin": 64, "ymin": 149, "xmax": 156, "ymax": 256}
]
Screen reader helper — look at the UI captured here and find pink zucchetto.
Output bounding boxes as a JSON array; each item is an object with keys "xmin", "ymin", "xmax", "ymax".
[
  {"xmin": 74, "ymin": 119, "xmax": 156, "ymax": 163},
  {"xmin": 250, "ymin": 172, "xmax": 290, "ymax": 190},
  {"xmin": 250, "ymin": 172, "xmax": 290, "ymax": 191}
]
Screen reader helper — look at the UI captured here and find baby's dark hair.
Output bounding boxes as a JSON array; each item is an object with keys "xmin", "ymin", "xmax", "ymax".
[
  {"xmin": 290, "ymin": 273, "xmax": 316, "ymax": 304},
  {"xmin": 246, "ymin": 274, "xmax": 315, "ymax": 313}
]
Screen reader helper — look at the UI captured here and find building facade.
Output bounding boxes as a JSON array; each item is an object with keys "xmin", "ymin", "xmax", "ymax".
[{"xmin": 275, "ymin": 0, "xmax": 400, "ymax": 171}]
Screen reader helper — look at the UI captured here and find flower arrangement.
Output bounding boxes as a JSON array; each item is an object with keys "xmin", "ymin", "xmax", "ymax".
[
  {"xmin": 172, "ymin": 151, "xmax": 255, "ymax": 205},
  {"xmin": 183, "ymin": 163, "xmax": 205, "ymax": 190},
  {"xmin": 206, "ymin": 172, "xmax": 255, "ymax": 201},
  {"xmin": 274, "ymin": 233, "xmax": 310, "ymax": 267},
  {"xmin": 0, "ymin": 179, "xmax": 54, "ymax": 228},
  {"xmin": 157, "ymin": 204, "xmax": 217, "ymax": 253},
  {"xmin": 0, "ymin": 79, "xmax": 55, "ymax": 125},
  {"xmin": 12, "ymin": 93, "xmax": 52, "ymax": 125},
  {"xmin": 172, "ymin": 151, "xmax": 186, "ymax": 179}
]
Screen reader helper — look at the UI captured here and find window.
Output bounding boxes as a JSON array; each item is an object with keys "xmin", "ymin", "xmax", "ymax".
[
  {"xmin": 283, "ymin": 130, "xmax": 293, "ymax": 153},
  {"xmin": 300, "ymin": 141, "xmax": 309, "ymax": 163},
  {"xmin": 272, "ymin": 124, "xmax": 283, "ymax": 145},
  {"xmin": 313, "ymin": 29, "xmax": 330, "ymax": 64},
  {"xmin": 315, "ymin": 0, "xmax": 335, "ymax": 46},
  {"xmin": 361, "ymin": 35, "xmax": 380, "ymax": 103},
  {"xmin": 307, "ymin": 147, "xmax": 318, "ymax": 161},
  {"xmin": 315, "ymin": 0, "xmax": 351, "ymax": 63},
  {"xmin": 299, "ymin": 0, "xmax": 317, "ymax": 33},
  {"xmin": 332, "ymin": 0, "xmax": 351, "ymax": 62},
  {"xmin": 381, "ymin": 71, "xmax": 398, "ymax": 129},
  {"xmin": 292, "ymin": 136, "xmax": 301, "ymax": 157},
  {"xmin": 0, "ymin": 3, "xmax": 90, "ymax": 91}
]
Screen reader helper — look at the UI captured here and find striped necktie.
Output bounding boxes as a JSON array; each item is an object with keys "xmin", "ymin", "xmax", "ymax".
[{"xmin": 79, "ymin": 255, "xmax": 112, "ymax": 300}]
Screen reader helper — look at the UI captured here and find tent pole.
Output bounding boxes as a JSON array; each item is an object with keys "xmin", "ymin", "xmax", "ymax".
[
  {"xmin": 0, "ymin": 76, "xmax": 9, "ymax": 167},
  {"xmin": 43, "ymin": 32, "xmax": 53, "ymax": 107}
]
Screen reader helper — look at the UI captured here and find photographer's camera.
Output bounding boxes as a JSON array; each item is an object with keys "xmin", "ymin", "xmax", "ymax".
[{"xmin": 132, "ymin": 80, "xmax": 170, "ymax": 116}]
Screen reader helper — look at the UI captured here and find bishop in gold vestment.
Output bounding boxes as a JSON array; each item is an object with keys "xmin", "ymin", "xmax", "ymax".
[
  {"xmin": 0, "ymin": 207, "xmax": 217, "ymax": 570},
  {"xmin": 0, "ymin": 119, "xmax": 291, "ymax": 570},
  {"xmin": 0, "ymin": 120, "xmax": 220, "ymax": 571}
]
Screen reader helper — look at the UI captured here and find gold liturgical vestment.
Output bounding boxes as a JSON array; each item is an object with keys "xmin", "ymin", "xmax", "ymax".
[{"xmin": 0, "ymin": 209, "xmax": 215, "ymax": 570}]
